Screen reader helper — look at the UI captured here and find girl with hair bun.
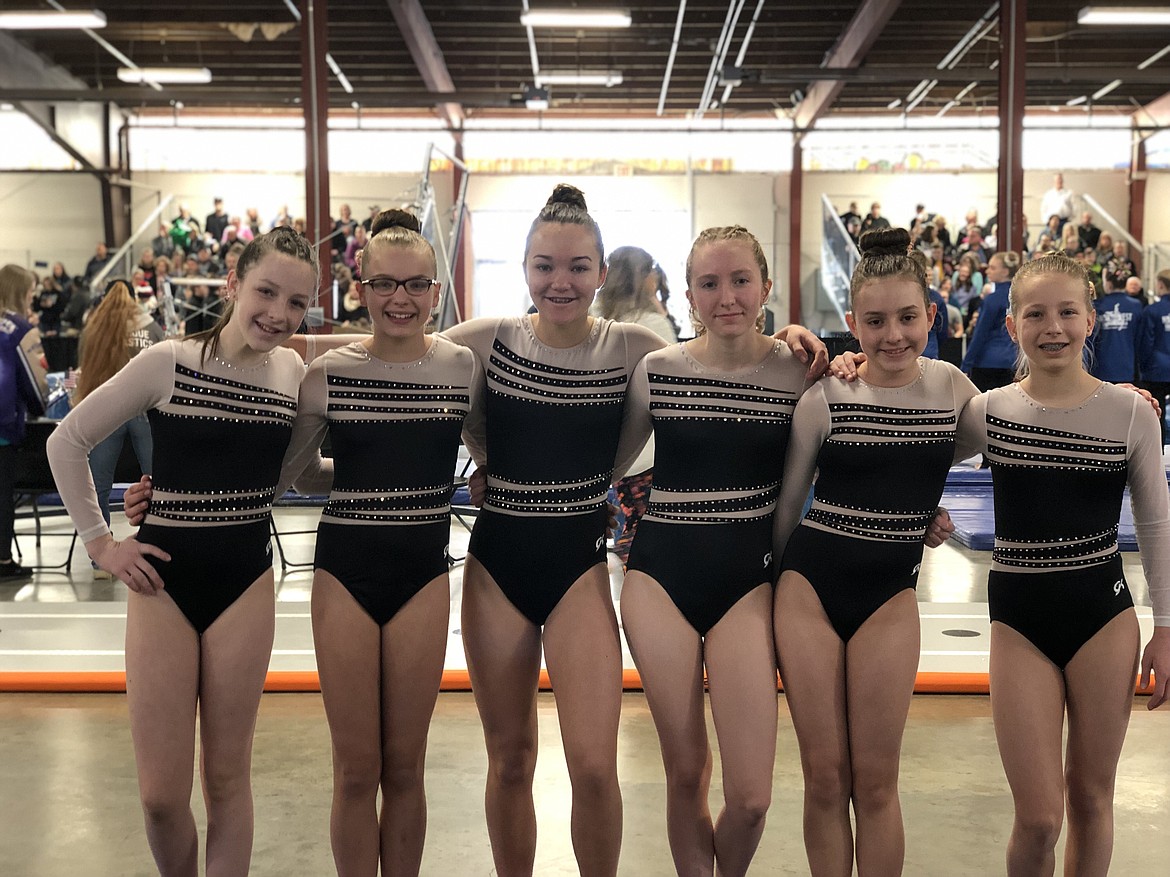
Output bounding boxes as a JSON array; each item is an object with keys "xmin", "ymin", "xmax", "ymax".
[
  {"xmin": 773, "ymin": 227, "xmax": 980, "ymax": 876},
  {"xmin": 957, "ymin": 253, "xmax": 1170, "ymax": 875},
  {"xmin": 614, "ymin": 225, "xmax": 814, "ymax": 876},
  {"xmin": 48, "ymin": 227, "xmax": 321, "ymax": 875},
  {"xmin": 446, "ymin": 184, "xmax": 825, "ymax": 875},
  {"xmin": 961, "ymin": 250, "xmax": 1023, "ymax": 392},
  {"xmin": 276, "ymin": 207, "xmax": 479, "ymax": 875}
]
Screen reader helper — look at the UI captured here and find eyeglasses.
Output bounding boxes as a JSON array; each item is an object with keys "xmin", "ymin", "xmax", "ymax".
[{"xmin": 360, "ymin": 276, "xmax": 438, "ymax": 297}]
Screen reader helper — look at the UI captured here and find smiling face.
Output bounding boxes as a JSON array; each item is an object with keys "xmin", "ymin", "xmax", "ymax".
[
  {"xmin": 359, "ymin": 242, "xmax": 439, "ymax": 340},
  {"xmin": 524, "ymin": 222, "xmax": 605, "ymax": 326},
  {"xmin": 846, "ymin": 277, "xmax": 935, "ymax": 385},
  {"xmin": 1007, "ymin": 272, "xmax": 1095, "ymax": 377},
  {"xmin": 686, "ymin": 240, "xmax": 771, "ymax": 339},
  {"xmin": 224, "ymin": 251, "xmax": 314, "ymax": 353}
]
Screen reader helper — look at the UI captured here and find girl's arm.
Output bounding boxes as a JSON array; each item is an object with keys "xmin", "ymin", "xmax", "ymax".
[
  {"xmin": 951, "ymin": 370, "xmax": 985, "ymax": 463},
  {"xmin": 46, "ymin": 343, "xmax": 177, "ymax": 588},
  {"xmin": 772, "ymin": 383, "xmax": 830, "ymax": 568},
  {"xmin": 275, "ymin": 358, "xmax": 333, "ymax": 498},
  {"xmin": 773, "ymin": 324, "xmax": 830, "ymax": 380},
  {"xmin": 612, "ymin": 359, "xmax": 654, "ymax": 482},
  {"xmin": 1126, "ymin": 394, "xmax": 1170, "ymax": 708}
]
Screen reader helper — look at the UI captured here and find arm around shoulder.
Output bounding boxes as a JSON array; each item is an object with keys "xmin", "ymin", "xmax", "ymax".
[{"xmin": 772, "ymin": 382, "xmax": 830, "ymax": 567}]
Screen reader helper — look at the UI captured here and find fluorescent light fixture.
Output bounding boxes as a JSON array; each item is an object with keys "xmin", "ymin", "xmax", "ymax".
[
  {"xmin": 325, "ymin": 53, "xmax": 354, "ymax": 94},
  {"xmin": 0, "ymin": 9, "xmax": 106, "ymax": 29},
  {"xmin": 1138, "ymin": 43, "xmax": 1170, "ymax": 69},
  {"xmin": 1078, "ymin": 6, "xmax": 1170, "ymax": 25},
  {"xmin": 1091, "ymin": 78, "xmax": 1123, "ymax": 99},
  {"xmin": 535, "ymin": 70, "xmax": 623, "ymax": 87},
  {"xmin": 887, "ymin": 98, "xmax": 902, "ymax": 109},
  {"xmin": 520, "ymin": 8, "xmax": 631, "ymax": 28},
  {"xmin": 1066, "ymin": 94, "xmax": 1089, "ymax": 106},
  {"xmin": 954, "ymin": 81, "xmax": 978, "ymax": 102},
  {"xmin": 117, "ymin": 67, "xmax": 212, "ymax": 85}
]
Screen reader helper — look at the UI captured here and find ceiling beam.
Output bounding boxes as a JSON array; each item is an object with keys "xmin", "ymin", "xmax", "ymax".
[
  {"xmin": 1133, "ymin": 90, "xmax": 1170, "ymax": 128},
  {"xmin": 386, "ymin": 0, "xmax": 464, "ymax": 129},
  {"xmin": 792, "ymin": 0, "xmax": 902, "ymax": 130}
]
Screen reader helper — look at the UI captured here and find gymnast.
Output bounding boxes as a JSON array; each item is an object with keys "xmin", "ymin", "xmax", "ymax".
[
  {"xmin": 613, "ymin": 225, "xmax": 815, "ymax": 876},
  {"xmin": 48, "ymin": 228, "xmax": 324, "ymax": 877},
  {"xmin": 956, "ymin": 253, "xmax": 1170, "ymax": 876},
  {"xmin": 446, "ymin": 185, "xmax": 826, "ymax": 876},
  {"xmin": 772, "ymin": 228, "xmax": 979, "ymax": 876},
  {"xmin": 275, "ymin": 210, "xmax": 479, "ymax": 875}
]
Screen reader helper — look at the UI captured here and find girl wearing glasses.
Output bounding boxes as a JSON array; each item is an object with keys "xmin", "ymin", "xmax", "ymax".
[{"xmin": 276, "ymin": 209, "xmax": 479, "ymax": 876}]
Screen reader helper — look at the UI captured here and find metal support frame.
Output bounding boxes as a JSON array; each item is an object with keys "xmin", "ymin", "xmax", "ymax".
[
  {"xmin": 996, "ymin": 0, "xmax": 1026, "ymax": 255},
  {"xmin": 789, "ymin": 135, "xmax": 803, "ymax": 325},
  {"xmin": 301, "ymin": 0, "xmax": 334, "ymax": 324}
]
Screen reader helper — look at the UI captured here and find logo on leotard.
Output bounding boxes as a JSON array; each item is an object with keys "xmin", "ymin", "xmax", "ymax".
[
  {"xmin": 595, "ymin": 535, "xmax": 605, "ymax": 552},
  {"xmin": 1114, "ymin": 579, "xmax": 1126, "ymax": 595},
  {"xmin": 912, "ymin": 563, "xmax": 922, "ymax": 576},
  {"xmin": 763, "ymin": 552, "xmax": 772, "ymax": 568}
]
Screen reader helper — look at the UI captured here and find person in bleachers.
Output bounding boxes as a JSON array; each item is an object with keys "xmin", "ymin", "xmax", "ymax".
[
  {"xmin": 205, "ymin": 197, "xmax": 229, "ymax": 244},
  {"xmin": 845, "ymin": 216, "xmax": 861, "ymax": 247},
  {"xmin": 961, "ymin": 251, "xmax": 1022, "ymax": 392},
  {"xmin": 860, "ymin": 201, "xmax": 889, "ymax": 235},
  {"xmin": 150, "ymin": 223, "xmax": 176, "ymax": 259},
  {"xmin": 1137, "ymin": 269, "xmax": 1170, "ymax": 446},
  {"xmin": 1059, "ymin": 223, "xmax": 1081, "ymax": 257},
  {"xmin": 137, "ymin": 247, "xmax": 157, "ymax": 292},
  {"xmin": 174, "ymin": 203, "xmax": 201, "ymax": 239},
  {"xmin": 1103, "ymin": 240, "xmax": 1137, "ymax": 287},
  {"xmin": 1091, "ymin": 272, "xmax": 1142, "ymax": 383},
  {"xmin": 838, "ymin": 201, "xmax": 861, "ymax": 228},
  {"xmin": 1125, "ymin": 275, "xmax": 1147, "ymax": 307},
  {"xmin": 927, "ymin": 242, "xmax": 952, "ymax": 289},
  {"xmin": 34, "ymin": 273, "xmax": 68, "ymax": 336},
  {"xmin": 194, "ymin": 244, "xmax": 221, "ymax": 278},
  {"xmin": 932, "ymin": 214, "xmax": 952, "ymax": 252},
  {"xmin": 222, "ymin": 243, "xmax": 244, "ymax": 278},
  {"xmin": 957, "ymin": 210, "xmax": 981, "ymax": 248},
  {"xmin": 1039, "ymin": 172, "xmax": 1076, "ymax": 230},
  {"xmin": 958, "ymin": 225, "xmax": 992, "ymax": 264},
  {"xmin": 83, "ymin": 242, "xmax": 111, "ymax": 285},
  {"xmin": 1077, "ymin": 211, "xmax": 1101, "ymax": 250},
  {"xmin": 1043, "ymin": 213, "xmax": 1063, "ymax": 245},
  {"xmin": 179, "ymin": 282, "xmax": 222, "ymax": 336},
  {"xmin": 344, "ymin": 224, "xmax": 368, "ymax": 274},
  {"xmin": 951, "ymin": 252, "xmax": 984, "ymax": 326}
]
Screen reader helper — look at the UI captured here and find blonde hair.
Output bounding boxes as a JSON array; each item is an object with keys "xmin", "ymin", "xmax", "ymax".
[
  {"xmin": 1156, "ymin": 268, "xmax": 1170, "ymax": 294},
  {"xmin": 991, "ymin": 250, "xmax": 1022, "ymax": 278},
  {"xmin": 76, "ymin": 281, "xmax": 140, "ymax": 402},
  {"xmin": 0, "ymin": 263, "xmax": 34, "ymax": 314},
  {"xmin": 685, "ymin": 225, "xmax": 770, "ymax": 336}
]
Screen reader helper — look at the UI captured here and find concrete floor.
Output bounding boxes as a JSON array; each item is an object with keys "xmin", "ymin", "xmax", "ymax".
[
  {"xmin": 1, "ymin": 691, "xmax": 1168, "ymax": 875},
  {"xmin": 2, "ymin": 507, "xmax": 1169, "ymax": 874}
]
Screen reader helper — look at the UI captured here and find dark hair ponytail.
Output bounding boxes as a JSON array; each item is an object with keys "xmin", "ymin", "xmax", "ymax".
[
  {"xmin": 523, "ymin": 183, "xmax": 605, "ymax": 263},
  {"xmin": 849, "ymin": 227, "xmax": 928, "ymax": 308}
]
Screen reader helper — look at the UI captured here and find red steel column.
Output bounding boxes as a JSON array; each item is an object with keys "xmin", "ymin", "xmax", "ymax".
[
  {"xmin": 789, "ymin": 134, "xmax": 803, "ymax": 325},
  {"xmin": 997, "ymin": 0, "xmax": 1026, "ymax": 254},
  {"xmin": 1128, "ymin": 132, "xmax": 1147, "ymax": 268},
  {"xmin": 301, "ymin": 0, "xmax": 333, "ymax": 324}
]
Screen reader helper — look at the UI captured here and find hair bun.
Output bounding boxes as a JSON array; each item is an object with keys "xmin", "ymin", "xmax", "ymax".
[
  {"xmin": 546, "ymin": 183, "xmax": 588, "ymax": 212},
  {"xmin": 371, "ymin": 208, "xmax": 422, "ymax": 236},
  {"xmin": 859, "ymin": 227, "xmax": 911, "ymax": 258}
]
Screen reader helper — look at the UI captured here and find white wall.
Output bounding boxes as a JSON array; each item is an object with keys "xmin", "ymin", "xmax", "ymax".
[{"xmin": 0, "ymin": 173, "xmax": 104, "ymax": 278}]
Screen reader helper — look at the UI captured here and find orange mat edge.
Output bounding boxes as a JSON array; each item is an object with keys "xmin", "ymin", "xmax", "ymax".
[{"xmin": 0, "ymin": 670, "xmax": 1154, "ymax": 696}]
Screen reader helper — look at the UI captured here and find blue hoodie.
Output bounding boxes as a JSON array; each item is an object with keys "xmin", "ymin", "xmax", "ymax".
[
  {"xmin": 1137, "ymin": 295, "xmax": 1170, "ymax": 382},
  {"xmin": 961, "ymin": 281, "xmax": 1016, "ymax": 371},
  {"xmin": 1091, "ymin": 292, "xmax": 1142, "ymax": 382}
]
